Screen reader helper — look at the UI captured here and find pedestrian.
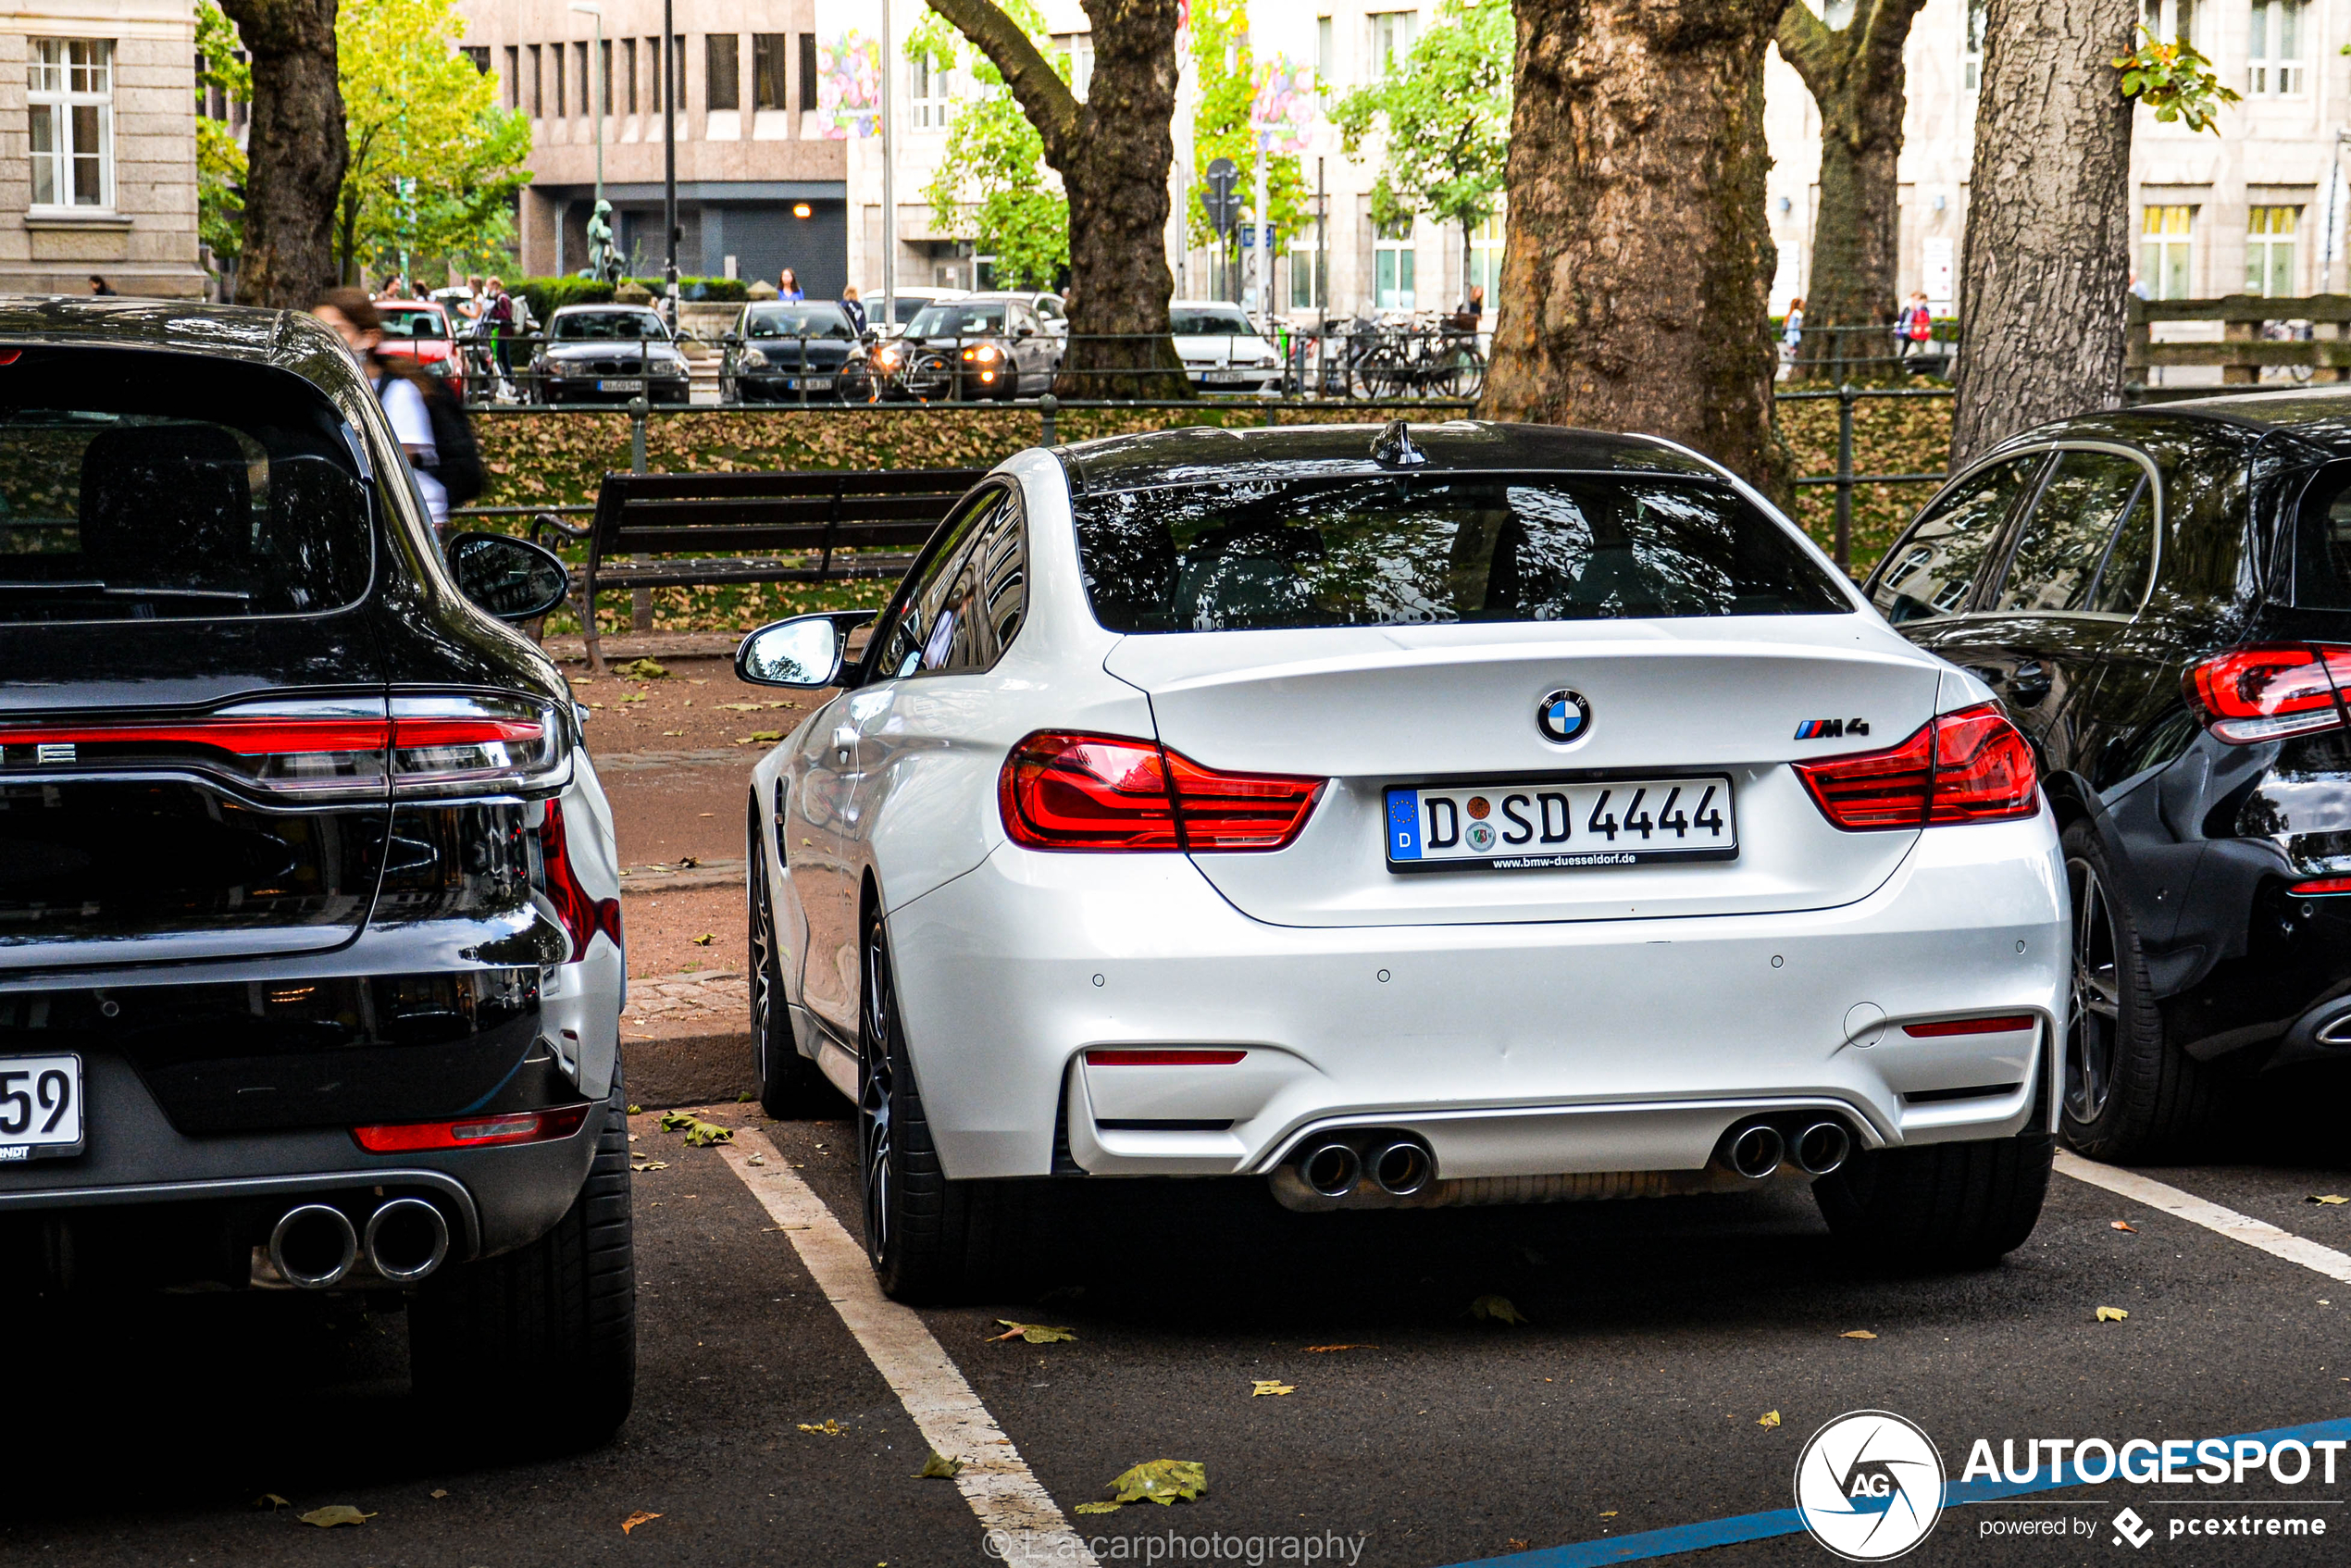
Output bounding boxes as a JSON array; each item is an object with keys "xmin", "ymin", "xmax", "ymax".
[
  {"xmin": 1781, "ymin": 297, "xmax": 1804, "ymax": 362},
  {"xmin": 458, "ymin": 275, "xmax": 487, "ymax": 325},
  {"xmin": 312, "ymin": 285, "xmax": 484, "ymax": 534},
  {"xmin": 2129, "ymin": 270, "xmax": 2151, "ymax": 301},
  {"xmin": 777, "ymin": 268, "xmax": 803, "ymax": 303},
  {"xmin": 87, "ymin": 275, "xmax": 115, "ymax": 296},
  {"xmin": 1462, "ymin": 282, "xmax": 1486, "ymax": 318},
  {"xmin": 482, "ymin": 275, "xmax": 516, "ymax": 389},
  {"xmin": 1897, "ymin": 291, "xmax": 1934, "ymax": 358},
  {"xmin": 840, "ymin": 283, "xmax": 867, "ymax": 335}
]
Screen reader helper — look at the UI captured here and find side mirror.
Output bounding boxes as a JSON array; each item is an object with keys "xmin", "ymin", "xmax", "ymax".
[
  {"xmin": 737, "ymin": 611, "xmax": 875, "ymax": 688},
  {"xmin": 723, "ymin": 330, "xmax": 740, "ymax": 345},
  {"xmin": 446, "ymin": 531, "xmax": 571, "ymax": 621}
]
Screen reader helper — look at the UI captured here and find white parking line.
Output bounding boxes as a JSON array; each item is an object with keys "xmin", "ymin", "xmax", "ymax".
[
  {"xmin": 715, "ymin": 1123, "xmax": 1099, "ymax": 1568},
  {"xmin": 2056, "ymin": 1151, "xmax": 2351, "ymax": 1283}
]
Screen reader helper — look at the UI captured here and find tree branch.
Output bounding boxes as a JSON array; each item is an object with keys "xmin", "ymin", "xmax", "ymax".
[
  {"xmin": 1858, "ymin": 0, "xmax": 1930, "ymax": 90},
  {"xmin": 1774, "ymin": 3, "xmax": 1845, "ymax": 100},
  {"xmin": 923, "ymin": 0, "xmax": 1081, "ymax": 167}
]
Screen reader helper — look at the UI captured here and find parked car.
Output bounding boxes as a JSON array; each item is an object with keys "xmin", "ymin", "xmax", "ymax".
[
  {"xmin": 735, "ymin": 419, "xmax": 2067, "ymax": 1300},
  {"xmin": 530, "ymin": 304, "xmax": 690, "ymax": 405},
  {"xmin": 723, "ymin": 300, "xmax": 865, "ymax": 403},
  {"xmin": 866, "ymin": 286, "xmax": 966, "ymax": 339},
  {"xmin": 0, "ymin": 299, "xmax": 631, "ymax": 1444},
  {"xmin": 896, "ymin": 295, "xmax": 1061, "ymax": 401},
  {"xmin": 1170, "ymin": 300, "xmax": 1283, "ymax": 393},
  {"xmin": 374, "ymin": 298, "xmax": 469, "ymax": 402},
  {"xmin": 1869, "ymin": 388, "xmax": 2351, "ymax": 1162},
  {"xmin": 989, "ymin": 290, "xmax": 1068, "ymax": 337}
]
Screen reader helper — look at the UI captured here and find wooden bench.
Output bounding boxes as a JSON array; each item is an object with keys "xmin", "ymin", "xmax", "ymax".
[{"xmin": 542, "ymin": 467, "xmax": 988, "ymax": 671}]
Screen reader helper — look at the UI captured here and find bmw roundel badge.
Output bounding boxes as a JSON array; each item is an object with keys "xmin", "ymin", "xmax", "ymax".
[{"xmin": 1537, "ymin": 689, "xmax": 1591, "ymax": 745}]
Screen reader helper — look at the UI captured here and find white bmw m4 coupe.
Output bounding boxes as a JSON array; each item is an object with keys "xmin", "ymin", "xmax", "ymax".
[{"xmin": 737, "ymin": 421, "xmax": 2069, "ymax": 1299}]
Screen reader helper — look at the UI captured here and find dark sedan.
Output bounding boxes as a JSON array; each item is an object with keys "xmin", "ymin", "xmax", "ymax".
[
  {"xmin": 896, "ymin": 295, "xmax": 1059, "ymax": 401},
  {"xmin": 1869, "ymin": 388, "xmax": 2351, "ymax": 1160},
  {"xmin": 722, "ymin": 301, "xmax": 862, "ymax": 403},
  {"xmin": 531, "ymin": 305, "xmax": 691, "ymax": 405}
]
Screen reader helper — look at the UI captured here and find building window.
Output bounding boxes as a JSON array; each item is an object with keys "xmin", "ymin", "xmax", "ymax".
[
  {"xmin": 648, "ymin": 37, "xmax": 663, "ymax": 111},
  {"xmin": 574, "ymin": 42, "xmax": 590, "ymax": 114},
  {"xmin": 1374, "ymin": 214, "xmax": 1415, "ymax": 310},
  {"xmin": 504, "ymin": 44, "xmax": 519, "ymax": 108},
  {"xmin": 28, "ymin": 39, "xmax": 111, "ymax": 210},
  {"xmin": 554, "ymin": 40, "xmax": 566, "ymax": 116},
  {"xmin": 706, "ymin": 33, "xmax": 740, "ymax": 112},
  {"xmin": 1368, "ymin": 10, "xmax": 1417, "ymax": 77},
  {"xmin": 1467, "ymin": 210, "xmax": 1504, "ymax": 310},
  {"xmin": 622, "ymin": 39, "xmax": 636, "ymax": 113},
  {"xmin": 1051, "ymin": 31, "xmax": 1093, "ymax": 98},
  {"xmin": 1289, "ymin": 234, "xmax": 1325, "ymax": 311},
  {"xmin": 2140, "ymin": 0, "xmax": 2200, "ymax": 43},
  {"xmin": 1962, "ymin": 0, "xmax": 1985, "ymax": 90},
  {"xmin": 1317, "ymin": 15, "xmax": 1333, "ymax": 81},
  {"xmin": 2249, "ymin": 0, "xmax": 2305, "ymax": 95},
  {"xmin": 910, "ymin": 53, "xmax": 952, "ymax": 130},
  {"xmin": 799, "ymin": 32, "xmax": 817, "ymax": 111},
  {"xmin": 753, "ymin": 33, "xmax": 786, "ymax": 108},
  {"xmin": 528, "ymin": 44, "xmax": 542, "ymax": 116},
  {"xmin": 600, "ymin": 39, "xmax": 612, "ymax": 117},
  {"xmin": 2247, "ymin": 205, "xmax": 2299, "ymax": 295},
  {"xmin": 460, "ymin": 44, "xmax": 489, "ymax": 73},
  {"xmin": 2140, "ymin": 204, "xmax": 2195, "ymax": 299}
]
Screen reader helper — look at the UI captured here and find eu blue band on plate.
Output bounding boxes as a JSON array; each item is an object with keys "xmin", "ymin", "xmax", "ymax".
[{"xmin": 1387, "ymin": 790, "xmax": 1421, "ymax": 861}]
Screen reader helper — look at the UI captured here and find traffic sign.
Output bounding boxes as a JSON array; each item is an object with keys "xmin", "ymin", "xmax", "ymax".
[{"xmin": 1201, "ymin": 156, "xmax": 1241, "ymax": 237}]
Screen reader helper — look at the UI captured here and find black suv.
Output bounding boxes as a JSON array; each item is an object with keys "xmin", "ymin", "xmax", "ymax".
[
  {"xmin": 1870, "ymin": 389, "xmax": 2351, "ymax": 1161},
  {"xmin": 0, "ymin": 299, "xmax": 632, "ymax": 1444}
]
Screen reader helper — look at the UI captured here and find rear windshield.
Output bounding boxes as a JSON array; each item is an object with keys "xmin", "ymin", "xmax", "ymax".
[
  {"xmin": 0, "ymin": 348, "xmax": 373, "ymax": 623},
  {"xmin": 553, "ymin": 310, "xmax": 665, "ymax": 341},
  {"xmin": 1172, "ymin": 307, "xmax": 1255, "ymax": 336},
  {"xmin": 909, "ymin": 303, "xmax": 1007, "ymax": 336},
  {"xmin": 378, "ymin": 307, "xmax": 448, "ymax": 340},
  {"xmin": 1073, "ymin": 475, "xmax": 1853, "ymax": 632}
]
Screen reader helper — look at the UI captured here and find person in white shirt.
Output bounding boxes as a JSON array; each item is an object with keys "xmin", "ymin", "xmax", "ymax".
[{"xmin": 312, "ymin": 286, "xmax": 448, "ymax": 530}]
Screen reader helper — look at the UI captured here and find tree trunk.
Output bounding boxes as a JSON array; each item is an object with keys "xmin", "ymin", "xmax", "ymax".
[
  {"xmin": 1949, "ymin": 0, "xmax": 2135, "ymax": 466},
  {"xmin": 927, "ymin": 0, "xmax": 1188, "ymax": 397},
  {"xmin": 1480, "ymin": 0, "xmax": 1791, "ymax": 492},
  {"xmin": 220, "ymin": 0, "xmax": 346, "ymax": 308},
  {"xmin": 1778, "ymin": 0, "xmax": 1927, "ymax": 379}
]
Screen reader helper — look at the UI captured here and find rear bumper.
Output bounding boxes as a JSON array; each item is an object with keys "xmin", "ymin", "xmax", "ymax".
[{"xmin": 879, "ymin": 813, "xmax": 2067, "ymax": 1180}]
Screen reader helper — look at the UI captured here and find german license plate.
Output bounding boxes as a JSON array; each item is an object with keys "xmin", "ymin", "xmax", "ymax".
[
  {"xmin": 1385, "ymin": 776, "xmax": 1737, "ymax": 872},
  {"xmin": 597, "ymin": 378, "xmax": 646, "ymax": 392},
  {"xmin": 0, "ymin": 1053, "xmax": 83, "ymax": 1159},
  {"xmin": 1205, "ymin": 370, "xmax": 1250, "ymax": 384},
  {"xmin": 788, "ymin": 376, "xmax": 836, "ymax": 391}
]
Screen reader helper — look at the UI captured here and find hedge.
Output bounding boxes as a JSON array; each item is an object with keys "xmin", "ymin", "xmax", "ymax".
[{"xmin": 510, "ymin": 275, "xmax": 750, "ymax": 321}]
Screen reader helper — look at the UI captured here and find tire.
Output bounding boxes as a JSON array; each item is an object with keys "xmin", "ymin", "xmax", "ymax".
[
  {"xmin": 1813, "ymin": 1131, "xmax": 2055, "ymax": 1270},
  {"xmin": 409, "ymin": 1081, "xmax": 636, "ymax": 1450},
  {"xmin": 751, "ymin": 807, "xmax": 838, "ymax": 1119},
  {"xmin": 2058, "ymin": 818, "xmax": 2220, "ymax": 1161},
  {"xmin": 857, "ymin": 907, "xmax": 1013, "ymax": 1301}
]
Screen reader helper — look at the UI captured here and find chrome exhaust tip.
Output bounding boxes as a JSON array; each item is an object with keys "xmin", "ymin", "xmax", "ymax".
[
  {"xmin": 269, "ymin": 1203, "xmax": 359, "ymax": 1288},
  {"xmin": 1727, "ymin": 1124, "xmax": 1786, "ymax": 1180},
  {"xmin": 1300, "ymin": 1140, "xmax": 1362, "ymax": 1199},
  {"xmin": 364, "ymin": 1197, "xmax": 451, "ymax": 1283},
  {"xmin": 1794, "ymin": 1121, "xmax": 1852, "ymax": 1176},
  {"xmin": 1370, "ymin": 1139, "xmax": 1434, "ymax": 1197}
]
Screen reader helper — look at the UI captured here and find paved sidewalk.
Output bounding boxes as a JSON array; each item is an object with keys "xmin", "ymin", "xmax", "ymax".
[{"xmin": 622, "ymin": 966, "xmax": 756, "ymax": 1109}]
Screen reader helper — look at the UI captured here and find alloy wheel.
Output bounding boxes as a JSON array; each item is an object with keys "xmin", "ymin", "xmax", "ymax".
[
  {"xmin": 2066, "ymin": 856, "xmax": 2121, "ymax": 1126},
  {"xmin": 858, "ymin": 919, "xmax": 896, "ymax": 1264}
]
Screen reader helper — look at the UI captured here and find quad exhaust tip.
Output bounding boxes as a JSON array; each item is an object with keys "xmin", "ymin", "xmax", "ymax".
[
  {"xmin": 1727, "ymin": 1124, "xmax": 1786, "ymax": 1180},
  {"xmin": 1300, "ymin": 1141, "xmax": 1362, "ymax": 1199},
  {"xmin": 1371, "ymin": 1139, "xmax": 1434, "ymax": 1197},
  {"xmin": 364, "ymin": 1197, "xmax": 451, "ymax": 1283},
  {"xmin": 270, "ymin": 1203, "xmax": 359, "ymax": 1288},
  {"xmin": 1794, "ymin": 1121, "xmax": 1851, "ymax": 1176},
  {"xmin": 270, "ymin": 1199, "xmax": 451, "ymax": 1288}
]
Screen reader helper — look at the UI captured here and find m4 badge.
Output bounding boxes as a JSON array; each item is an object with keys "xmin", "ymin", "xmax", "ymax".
[{"xmin": 1794, "ymin": 718, "xmax": 1870, "ymax": 740}]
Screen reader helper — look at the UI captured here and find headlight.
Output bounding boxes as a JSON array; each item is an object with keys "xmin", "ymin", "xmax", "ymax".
[
  {"xmin": 962, "ymin": 344, "xmax": 1000, "ymax": 363},
  {"xmin": 740, "ymin": 348, "xmax": 769, "ymax": 369}
]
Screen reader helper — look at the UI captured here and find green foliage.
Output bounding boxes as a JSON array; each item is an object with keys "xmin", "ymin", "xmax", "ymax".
[
  {"xmin": 510, "ymin": 276, "xmax": 746, "ymax": 319},
  {"xmin": 194, "ymin": 3, "xmax": 249, "ymax": 267},
  {"xmin": 911, "ymin": 0, "xmax": 1070, "ymax": 290},
  {"xmin": 1330, "ymin": 0, "xmax": 1510, "ymax": 240},
  {"xmin": 2117, "ymin": 25, "xmax": 2239, "ymax": 133},
  {"xmin": 1187, "ymin": 0, "xmax": 1306, "ymax": 253}
]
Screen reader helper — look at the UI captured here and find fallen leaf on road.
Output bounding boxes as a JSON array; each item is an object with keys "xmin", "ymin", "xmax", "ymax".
[
  {"xmin": 799, "ymin": 1420, "xmax": 845, "ymax": 1436},
  {"xmin": 1306, "ymin": 1344, "xmax": 1375, "ymax": 1352},
  {"xmin": 1075, "ymin": 1502, "xmax": 1123, "ymax": 1515},
  {"xmin": 736, "ymin": 731, "xmax": 784, "ymax": 744},
  {"xmin": 679, "ymin": 856, "xmax": 702, "ymax": 868},
  {"xmin": 618, "ymin": 692, "xmax": 647, "ymax": 703},
  {"xmin": 1600, "ymin": 1512, "xmax": 1618, "ymax": 1518},
  {"xmin": 616, "ymin": 658, "xmax": 669, "ymax": 679},
  {"xmin": 252, "ymin": 1494, "xmax": 289, "ymax": 1511},
  {"xmin": 747, "ymin": 1152, "xmax": 766, "ymax": 1165},
  {"xmin": 1758, "ymin": 1411, "xmax": 1782, "ymax": 1428},
  {"xmin": 627, "ymin": 1103, "xmax": 642, "ymax": 1114},
  {"xmin": 1505, "ymin": 1540, "xmax": 1529, "ymax": 1551},
  {"xmin": 692, "ymin": 933, "xmax": 714, "ymax": 945},
  {"xmin": 630, "ymin": 1160, "xmax": 669, "ymax": 1172},
  {"xmin": 1106, "ymin": 1460, "xmax": 1207, "ymax": 1507},
  {"xmin": 429, "ymin": 1489, "xmax": 448, "ymax": 1499},
  {"xmin": 1251, "ymin": 1380, "xmax": 1296, "ymax": 1397},
  {"xmin": 1467, "ymin": 1294, "xmax": 1526, "ymax": 1325},
  {"xmin": 620, "ymin": 1511, "xmax": 663, "ymax": 1535},
  {"xmin": 914, "ymin": 1450, "xmax": 964, "ymax": 1479},
  {"xmin": 2310, "ymin": 1195, "xmax": 2348, "ymax": 1205},
  {"xmin": 2097, "ymin": 1306, "xmax": 2130, "ymax": 1322},
  {"xmin": 656, "ymin": 1114, "xmax": 734, "ymax": 1147},
  {"xmin": 1839, "ymin": 1330, "xmax": 1877, "ymax": 1339},
  {"xmin": 297, "ymin": 1505, "xmax": 375, "ymax": 1527},
  {"xmin": 2111, "ymin": 1221, "xmax": 2136, "ymax": 1232},
  {"xmin": 717, "ymin": 702, "xmax": 763, "ymax": 712},
  {"xmin": 990, "ymin": 1320, "xmax": 1076, "ymax": 1344}
]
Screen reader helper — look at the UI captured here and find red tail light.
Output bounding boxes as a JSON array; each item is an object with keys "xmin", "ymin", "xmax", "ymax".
[
  {"xmin": 1084, "ymin": 1049, "xmax": 1250, "ymax": 1065},
  {"xmin": 2185, "ymin": 643, "xmax": 2351, "ymax": 744},
  {"xmin": 353, "ymin": 1103, "xmax": 590, "ymax": 1152},
  {"xmin": 1902, "ymin": 1014, "xmax": 2037, "ymax": 1038},
  {"xmin": 1000, "ymin": 731, "xmax": 1325, "ymax": 852},
  {"xmin": 536, "ymin": 797, "xmax": 621, "ymax": 962},
  {"xmin": 1793, "ymin": 703, "xmax": 2039, "ymax": 831}
]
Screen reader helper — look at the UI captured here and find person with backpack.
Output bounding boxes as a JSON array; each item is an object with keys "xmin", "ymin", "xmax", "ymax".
[
  {"xmin": 1898, "ymin": 291, "xmax": 1934, "ymax": 359},
  {"xmin": 312, "ymin": 287, "xmax": 486, "ymax": 535}
]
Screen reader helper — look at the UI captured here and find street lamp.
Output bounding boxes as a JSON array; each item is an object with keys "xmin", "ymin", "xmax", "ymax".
[
  {"xmin": 662, "ymin": 0, "xmax": 678, "ymax": 319},
  {"xmin": 568, "ymin": 2, "xmax": 603, "ymax": 216}
]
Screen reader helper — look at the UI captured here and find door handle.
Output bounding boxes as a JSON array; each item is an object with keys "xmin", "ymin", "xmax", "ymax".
[{"xmin": 831, "ymin": 724, "xmax": 857, "ymax": 765}]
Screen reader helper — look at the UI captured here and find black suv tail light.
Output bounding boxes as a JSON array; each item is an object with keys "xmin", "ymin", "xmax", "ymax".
[{"xmin": 2185, "ymin": 644, "xmax": 2351, "ymax": 744}]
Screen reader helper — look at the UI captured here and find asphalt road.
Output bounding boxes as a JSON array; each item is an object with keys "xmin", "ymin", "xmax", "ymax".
[{"xmin": 11, "ymin": 1072, "xmax": 2351, "ymax": 1568}]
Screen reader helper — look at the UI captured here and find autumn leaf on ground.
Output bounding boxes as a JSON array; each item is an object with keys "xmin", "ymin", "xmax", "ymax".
[
  {"xmin": 1838, "ymin": 1330, "xmax": 1877, "ymax": 1339},
  {"xmin": 630, "ymin": 1159, "xmax": 669, "ymax": 1172},
  {"xmin": 1306, "ymin": 1344, "xmax": 1375, "ymax": 1352},
  {"xmin": 1758, "ymin": 1411, "xmax": 1782, "ymax": 1428},
  {"xmin": 1106, "ymin": 1460, "xmax": 1208, "ymax": 1507},
  {"xmin": 717, "ymin": 701, "xmax": 764, "ymax": 712},
  {"xmin": 1466, "ymin": 1294, "xmax": 1526, "ymax": 1325},
  {"xmin": 692, "ymin": 933, "xmax": 714, "ymax": 946},
  {"xmin": 2310, "ymin": 1195, "xmax": 2348, "ymax": 1205},
  {"xmin": 616, "ymin": 657, "xmax": 669, "ymax": 679},
  {"xmin": 297, "ymin": 1505, "xmax": 375, "ymax": 1527},
  {"xmin": 2111, "ymin": 1220, "xmax": 2136, "ymax": 1232},
  {"xmin": 914, "ymin": 1450, "xmax": 964, "ymax": 1479},
  {"xmin": 990, "ymin": 1320, "xmax": 1076, "ymax": 1344},
  {"xmin": 2097, "ymin": 1306, "xmax": 2131, "ymax": 1322},
  {"xmin": 618, "ymin": 692, "xmax": 647, "ymax": 703},
  {"xmin": 620, "ymin": 1511, "xmax": 664, "ymax": 1535},
  {"xmin": 678, "ymin": 856, "xmax": 702, "ymax": 868},
  {"xmin": 736, "ymin": 731, "xmax": 784, "ymax": 744},
  {"xmin": 1251, "ymin": 1379, "xmax": 1296, "ymax": 1397},
  {"xmin": 1075, "ymin": 1502, "xmax": 1123, "ymax": 1515},
  {"xmin": 627, "ymin": 1103, "xmax": 643, "ymax": 1114},
  {"xmin": 252, "ymin": 1494, "xmax": 290, "ymax": 1511},
  {"xmin": 799, "ymin": 1420, "xmax": 846, "ymax": 1436},
  {"xmin": 429, "ymin": 1489, "xmax": 449, "ymax": 1500},
  {"xmin": 659, "ymin": 1111, "xmax": 696, "ymax": 1131}
]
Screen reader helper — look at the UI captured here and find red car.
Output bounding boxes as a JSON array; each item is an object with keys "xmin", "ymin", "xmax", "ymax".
[{"xmin": 375, "ymin": 298, "xmax": 468, "ymax": 403}]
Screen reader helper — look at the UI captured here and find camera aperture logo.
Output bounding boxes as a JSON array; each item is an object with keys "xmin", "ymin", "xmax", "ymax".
[{"xmin": 1795, "ymin": 1411, "xmax": 1946, "ymax": 1562}]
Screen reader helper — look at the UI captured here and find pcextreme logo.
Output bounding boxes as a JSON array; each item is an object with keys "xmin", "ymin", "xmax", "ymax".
[{"xmin": 1794, "ymin": 1411, "xmax": 1947, "ymax": 1562}]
